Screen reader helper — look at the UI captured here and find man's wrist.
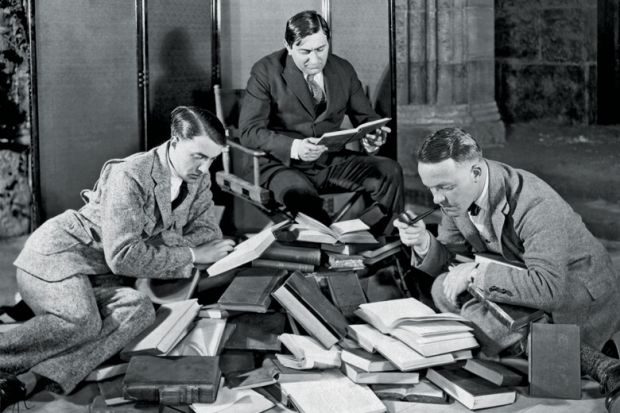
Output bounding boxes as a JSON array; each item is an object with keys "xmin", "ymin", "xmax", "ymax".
[
  {"xmin": 290, "ymin": 139, "xmax": 302, "ymax": 160},
  {"xmin": 413, "ymin": 231, "xmax": 431, "ymax": 256}
]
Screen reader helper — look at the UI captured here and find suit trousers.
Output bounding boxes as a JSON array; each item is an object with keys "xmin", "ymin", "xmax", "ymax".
[
  {"xmin": 267, "ymin": 152, "xmax": 404, "ymax": 229},
  {"xmin": 0, "ymin": 269, "xmax": 155, "ymax": 393}
]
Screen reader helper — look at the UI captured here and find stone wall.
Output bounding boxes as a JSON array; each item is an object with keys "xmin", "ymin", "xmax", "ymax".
[{"xmin": 495, "ymin": 0, "xmax": 597, "ymax": 124}]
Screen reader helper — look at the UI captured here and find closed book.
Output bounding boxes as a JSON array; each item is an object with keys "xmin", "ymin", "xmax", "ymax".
[
  {"xmin": 121, "ymin": 299, "xmax": 200, "ymax": 359},
  {"xmin": 123, "ymin": 356, "xmax": 221, "ymax": 404},
  {"xmin": 463, "ymin": 359, "xmax": 523, "ymax": 387},
  {"xmin": 224, "ymin": 312, "xmax": 286, "ymax": 351},
  {"xmin": 326, "ymin": 272, "xmax": 367, "ymax": 318},
  {"xmin": 426, "ymin": 366, "xmax": 516, "ymax": 410},
  {"xmin": 390, "ymin": 325, "xmax": 478, "ymax": 357},
  {"xmin": 251, "ymin": 258, "xmax": 315, "ymax": 273},
  {"xmin": 325, "ymin": 252, "xmax": 365, "ymax": 270},
  {"xmin": 528, "ymin": 323, "xmax": 581, "ymax": 399},
  {"xmin": 361, "ymin": 240, "xmax": 402, "ymax": 266},
  {"xmin": 467, "ymin": 285, "xmax": 546, "ymax": 331},
  {"xmin": 216, "ymin": 268, "xmax": 287, "ymax": 313},
  {"xmin": 342, "ymin": 363, "xmax": 419, "ymax": 384},
  {"xmin": 260, "ymin": 242, "xmax": 322, "ymax": 266},
  {"xmin": 321, "ymin": 243, "xmax": 376, "ymax": 255},
  {"xmin": 271, "ymin": 271, "xmax": 349, "ymax": 348},
  {"xmin": 372, "ymin": 379, "xmax": 449, "ymax": 404},
  {"xmin": 340, "ymin": 348, "xmax": 396, "ymax": 372}
]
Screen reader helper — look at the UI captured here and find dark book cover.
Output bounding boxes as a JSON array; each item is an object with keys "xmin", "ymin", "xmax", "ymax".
[
  {"xmin": 463, "ymin": 359, "xmax": 524, "ymax": 387},
  {"xmin": 217, "ymin": 268, "xmax": 287, "ymax": 313},
  {"xmin": 326, "ymin": 272, "xmax": 368, "ymax": 318},
  {"xmin": 284, "ymin": 271, "xmax": 349, "ymax": 341},
  {"xmin": 252, "ymin": 258, "xmax": 315, "ymax": 273},
  {"xmin": 260, "ymin": 242, "xmax": 322, "ymax": 266},
  {"xmin": 528, "ymin": 323, "xmax": 581, "ymax": 399},
  {"xmin": 122, "ymin": 355, "xmax": 221, "ymax": 404},
  {"xmin": 223, "ymin": 312, "xmax": 287, "ymax": 351}
]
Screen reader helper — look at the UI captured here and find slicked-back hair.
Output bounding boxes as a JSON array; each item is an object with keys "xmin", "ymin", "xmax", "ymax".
[
  {"xmin": 170, "ymin": 106, "xmax": 226, "ymax": 146},
  {"xmin": 417, "ymin": 127, "xmax": 483, "ymax": 164},
  {"xmin": 285, "ymin": 10, "xmax": 330, "ymax": 47}
]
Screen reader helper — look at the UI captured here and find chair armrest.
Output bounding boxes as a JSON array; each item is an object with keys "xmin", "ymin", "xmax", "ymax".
[{"xmin": 226, "ymin": 139, "xmax": 266, "ymax": 157}]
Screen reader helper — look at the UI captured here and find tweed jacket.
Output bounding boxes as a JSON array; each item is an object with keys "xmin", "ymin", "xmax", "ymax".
[
  {"xmin": 418, "ymin": 160, "xmax": 620, "ymax": 348},
  {"xmin": 14, "ymin": 143, "xmax": 222, "ymax": 282},
  {"xmin": 238, "ymin": 49, "xmax": 379, "ymax": 182}
]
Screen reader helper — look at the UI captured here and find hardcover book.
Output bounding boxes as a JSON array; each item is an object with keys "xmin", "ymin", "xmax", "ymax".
[
  {"xmin": 291, "ymin": 213, "xmax": 377, "ymax": 245},
  {"xmin": 216, "ymin": 268, "xmax": 287, "ymax": 313},
  {"xmin": 342, "ymin": 363, "xmax": 419, "ymax": 385},
  {"xmin": 463, "ymin": 359, "xmax": 523, "ymax": 387},
  {"xmin": 260, "ymin": 242, "xmax": 322, "ymax": 266},
  {"xmin": 122, "ymin": 355, "xmax": 221, "ymax": 404},
  {"xmin": 426, "ymin": 366, "xmax": 516, "ymax": 410},
  {"xmin": 315, "ymin": 117, "xmax": 391, "ymax": 152},
  {"xmin": 168, "ymin": 318, "xmax": 228, "ymax": 357},
  {"xmin": 251, "ymin": 258, "xmax": 315, "ymax": 273},
  {"xmin": 190, "ymin": 383, "xmax": 274, "ymax": 413},
  {"xmin": 223, "ymin": 312, "xmax": 287, "ymax": 352},
  {"xmin": 326, "ymin": 272, "xmax": 368, "ymax": 319},
  {"xmin": 276, "ymin": 333, "xmax": 341, "ymax": 370},
  {"xmin": 371, "ymin": 379, "xmax": 449, "ymax": 404},
  {"xmin": 340, "ymin": 348, "xmax": 396, "ymax": 372}
]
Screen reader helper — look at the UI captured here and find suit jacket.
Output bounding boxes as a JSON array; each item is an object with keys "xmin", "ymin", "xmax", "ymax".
[
  {"xmin": 418, "ymin": 160, "xmax": 620, "ymax": 348},
  {"xmin": 238, "ymin": 49, "xmax": 379, "ymax": 182},
  {"xmin": 14, "ymin": 143, "xmax": 222, "ymax": 282}
]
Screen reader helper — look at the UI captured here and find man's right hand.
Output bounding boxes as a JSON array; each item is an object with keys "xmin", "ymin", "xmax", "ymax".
[
  {"xmin": 298, "ymin": 137, "xmax": 328, "ymax": 162},
  {"xmin": 193, "ymin": 238, "xmax": 236, "ymax": 265},
  {"xmin": 393, "ymin": 210, "xmax": 431, "ymax": 251}
]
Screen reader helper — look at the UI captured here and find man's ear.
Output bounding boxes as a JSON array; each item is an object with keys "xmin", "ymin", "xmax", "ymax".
[
  {"xmin": 284, "ymin": 39, "xmax": 291, "ymax": 53},
  {"xmin": 471, "ymin": 163, "xmax": 482, "ymax": 181}
]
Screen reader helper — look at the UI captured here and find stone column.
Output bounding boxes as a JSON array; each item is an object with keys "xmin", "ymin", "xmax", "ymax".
[{"xmin": 396, "ymin": 0, "xmax": 505, "ymax": 202}]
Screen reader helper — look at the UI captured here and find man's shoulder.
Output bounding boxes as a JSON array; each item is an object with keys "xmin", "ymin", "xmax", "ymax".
[
  {"xmin": 101, "ymin": 147, "xmax": 157, "ymax": 183},
  {"xmin": 252, "ymin": 49, "xmax": 288, "ymax": 73}
]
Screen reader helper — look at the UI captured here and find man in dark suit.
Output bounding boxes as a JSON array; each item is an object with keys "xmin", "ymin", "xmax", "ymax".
[
  {"xmin": 0, "ymin": 107, "xmax": 235, "ymax": 410},
  {"xmin": 239, "ymin": 10, "xmax": 403, "ymax": 231},
  {"xmin": 394, "ymin": 127, "xmax": 620, "ymax": 412}
]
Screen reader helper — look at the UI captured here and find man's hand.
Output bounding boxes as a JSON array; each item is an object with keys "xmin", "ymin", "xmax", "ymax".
[
  {"xmin": 193, "ymin": 238, "xmax": 236, "ymax": 265},
  {"xmin": 393, "ymin": 210, "xmax": 430, "ymax": 252},
  {"xmin": 443, "ymin": 262, "xmax": 480, "ymax": 306},
  {"xmin": 362, "ymin": 126, "xmax": 390, "ymax": 154},
  {"xmin": 298, "ymin": 137, "xmax": 328, "ymax": 162}
]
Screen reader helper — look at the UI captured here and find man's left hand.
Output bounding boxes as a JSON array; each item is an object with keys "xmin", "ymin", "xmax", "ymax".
[
  {"xmin": 443, "ymin": 262, "xmax": 480, "ymax": 306},
  {"xmin": 362, "ymin": 126, "xmax": 390, "ymax": 154}
]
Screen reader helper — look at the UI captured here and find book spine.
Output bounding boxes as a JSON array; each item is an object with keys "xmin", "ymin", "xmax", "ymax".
[
  {"xmin": 253, "ymin": 259, "xmax": 315, "ymax": 273},
  {"xmin": 124, "ymin": 385, "xmax": 217, "ymax": 404},
  {"xmin": 261, "ymin": 244, "xmax": 322, "ymax": 266},
  {"xmin": 467, "ymin": 285, "xmax": 514, "ymax": 330}
]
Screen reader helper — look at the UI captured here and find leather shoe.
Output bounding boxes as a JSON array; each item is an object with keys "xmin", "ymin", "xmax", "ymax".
[{"xmin": 0, "ymin": 372, "xmax": 26, "ymax": 412}]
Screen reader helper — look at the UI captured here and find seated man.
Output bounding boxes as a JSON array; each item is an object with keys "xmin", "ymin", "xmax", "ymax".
[
  {"xmin": 239, "ymin": 10, "xmax": 403, "ymax": 232},
  {"xmin": 394, "ymin": 127, "xmax": 620, "ymax": 412},
  {"xmin": 0, "ymin": 106, "xmax": 235, "ymax": 409}
]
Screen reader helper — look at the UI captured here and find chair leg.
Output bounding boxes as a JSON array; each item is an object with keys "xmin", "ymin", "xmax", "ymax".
[{"xmin": 331, "ymin": 191, "xmax": 364, "ymax": 223}]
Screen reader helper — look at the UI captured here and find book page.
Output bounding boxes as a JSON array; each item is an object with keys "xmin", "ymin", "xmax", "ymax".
[
  {"xmin": 295, "ymin": 212, "xmax": 337, "ymax": 237},
  {"xmin": 330, "ymin": 219, "xmax": 369, "ymax": 235},
  {"xmin": 358, "ymin": 298, "xmax": 437, "ymax": 332},
  {"xmin": 355, "ymin": 117, "xmax": 391, "ymax": 136}
]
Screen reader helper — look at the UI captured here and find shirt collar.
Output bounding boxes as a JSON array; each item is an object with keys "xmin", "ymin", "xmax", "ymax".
[
  {"xmin": 472, "ymin": 166, "xmax": 490, "ymax": 213},
  {"xmin": 304, "ymin": 71, "xmax": 324, "ymax": 87}
]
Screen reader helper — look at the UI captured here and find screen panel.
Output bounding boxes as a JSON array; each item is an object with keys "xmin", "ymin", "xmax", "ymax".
[{"xmin": 35, "ymin": 0, "xmax": 140, "ymax": 220}]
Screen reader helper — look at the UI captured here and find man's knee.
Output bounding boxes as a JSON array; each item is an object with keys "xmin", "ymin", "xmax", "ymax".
[
  {"xmin": 71, "ymin": 311, "xmax": 103, "ymax": 342},
  {"xmin": 372, "ymin": 156, "xmax": 403, "ymax": 181},
  {"xmin": 121, "ymin": 288, "xmax": 156, "ymax": 330},
  {"xmin": 268, "ymin": 169, "xmax": 318, "ymax": 203}
]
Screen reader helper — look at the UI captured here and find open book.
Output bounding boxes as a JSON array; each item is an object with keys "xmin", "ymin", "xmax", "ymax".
[
  {"xmin": 292, "ymin": 212, "xmax": 377, "ymax": 245},
  {"xmin": 316, "ymin": 117, "xmax": 391, "ymax": 152},
  {"xmin": 276, "ymin": 334, "xmax": 341, "ymax": 370}
]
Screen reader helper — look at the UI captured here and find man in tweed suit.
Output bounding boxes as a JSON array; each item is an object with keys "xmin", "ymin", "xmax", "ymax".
[
  {"xmin": 0, "ymin": 106, "xmax": 235, "ymax": 409},
  {"xmin": 394, "ymin": 127, "xmax": 620, "ymax": 412}
]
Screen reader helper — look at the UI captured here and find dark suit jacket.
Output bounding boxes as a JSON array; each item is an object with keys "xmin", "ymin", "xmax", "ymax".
[
  {"xmin": 14, "ymin": 143, "xmax": 222, "ymax": 282},
  {"xmin": 418, "ymin": 160, "xmax": 620, "ymax": 348},
  {"xmin": 239, "ymin": 48, "xmax": 379, "ymax": 182}
]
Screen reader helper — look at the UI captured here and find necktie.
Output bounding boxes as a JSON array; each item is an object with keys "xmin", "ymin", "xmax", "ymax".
[
  {"xmin": 306, "ymin": 74, "xmax": 325, "ymax": 105},
  {"xmin": 468, "ymin": 202, "xmax": 481, "ymax": 216},
  {"xmin": 172, "ymin": 181, "xmax": 188, "ymax": 210}
]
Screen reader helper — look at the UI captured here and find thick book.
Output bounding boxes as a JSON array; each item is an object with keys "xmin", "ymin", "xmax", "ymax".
[
  {"xmin": 355, "ymin": 298, "xmax": 469, "ymax": 334},
  {"xmin": 315, "ymin": 117, "xmax": 391, "ymax": 152},
  {"xmin": 340, "ymin": 348, "xmax": 396, "ymax": 372},
  {"xmin": 291, "ymin": 213, "xmax": 378, "ymax": 245},
  {"xmin": 98, "ymin": 377, "xmax": 131, "ymax": 406},
  {"xmin": 426, "ymin": 366, "xmax": 516, "ymax": 410},
  {"xmin": 326, "ymin": 272, "xmax": 368, "ymax": 319},
  {"xmin": 361, "ymin": 240, "xmax": 402, "ymax": 266},
  {"xmin": 279, "ymin": 369, "xmax": 387, "ymax": 413},
  {"xmin": 342, "ymin": 363, "xmax": 419, "ymax": 384},
  {"xmin": 321, "ymin": 243, "xmax": 376, "ymax": 256},
  {"xmin": 371, "ymin": 379, "xmax": 449, "ymax": 404},
  {"xmin": 271, "ymin": 271, "xmax": 349, "ymax": 348},
  {"xmin": 121, "ymin": 299, "xmax": 200, "ymax": 359},
  {"xmin": 463, "ymin": 359, "xmax": 523, "ymax": 387},
  {"xmin": 276, "ymin": 333, "xmax": 341, "ymax": 370},
  {"xmin": 528, "ymin": 323, "xmax": 581, "ymax": 399},
  {"xmin": 223, "ymin": 312, "xmax": 286, "ymax": 352},
  {"xmin": 168, "ymin": 318, "xmax": 228, "ymax": 357},
  {"xmin": 325, "ymin": 252, "xmax": 365, "ymax": 271},
  {"xmin": 207, "ymin": 220, "xmax": 290, "ymax": 276},
  {"xmin": 251, "ymin": 258, "xmax": 315, "ymax": 273},
  {"xmin": 216, "ymin": 268, "xmax": 287, "ymax": 313},
  {"xmin": 467, "ymin": 284, "xmax": 546, "ymax": 331},
  {"xmin": 260, "ymin": 242, "xmax": 322, "ymax": 266},
  {"xmin": 390, "ymin": 324, "xmax": 478, "ymax": 357},
  {"xmin": 122, "ymin": 355, "xmax": 221, "ymax": 404}
]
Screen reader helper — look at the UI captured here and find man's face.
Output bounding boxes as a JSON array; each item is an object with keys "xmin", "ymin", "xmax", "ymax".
[
  {"xmin": 286, "ymin": 31, "xmax": 329, "ymax": 75},
  {"xmin": 418, "ymin": 158, "xmax": 480, "ymax": 217},
  {"xmin": 170, "ymin": 134, "xmax": 222, "ymax": 182}
]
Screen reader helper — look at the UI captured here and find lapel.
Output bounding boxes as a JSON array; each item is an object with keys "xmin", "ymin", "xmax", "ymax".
[
  {"xmin": 316, "ymin": 57, "xmax": 336, "ymax": 123},
  {"xmin": 152, "ymin": 143, "xmax": 173, "ymax": 230},
  {"xmin": 282, "ymin": 54, "xmax": 316, "ymax": 118},
  {"xmin": 454, "ymin": 214, "xmax": 486, "ymax": 253},
  {"xmin": 487, "ymin": 161, "xmax": 511, "ymax": 255}
]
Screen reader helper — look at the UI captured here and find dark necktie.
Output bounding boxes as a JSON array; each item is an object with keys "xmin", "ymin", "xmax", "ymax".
[
  {"xmin": 468, "ymin": 202, "xmax": 481, "ymax": 216},
  {"xmin": 306, "ymin": 74, "xmax": 325, "ymax": 105},
  {"xmin": 172, "ymin": 181, "xmax": 188, "ymax": 210}
]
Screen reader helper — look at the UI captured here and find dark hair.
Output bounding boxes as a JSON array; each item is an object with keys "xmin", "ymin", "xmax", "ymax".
[
  {"xmin": 285, "ymin": 10, "xmax": 330, "ymax": 47},
  {"xmin": 170, "ymin": 106, "xmax": 226, "ymax": 145},
  {"xmin": 416, "ymin": 127, "xmax": 482, "ymax": 163}
]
